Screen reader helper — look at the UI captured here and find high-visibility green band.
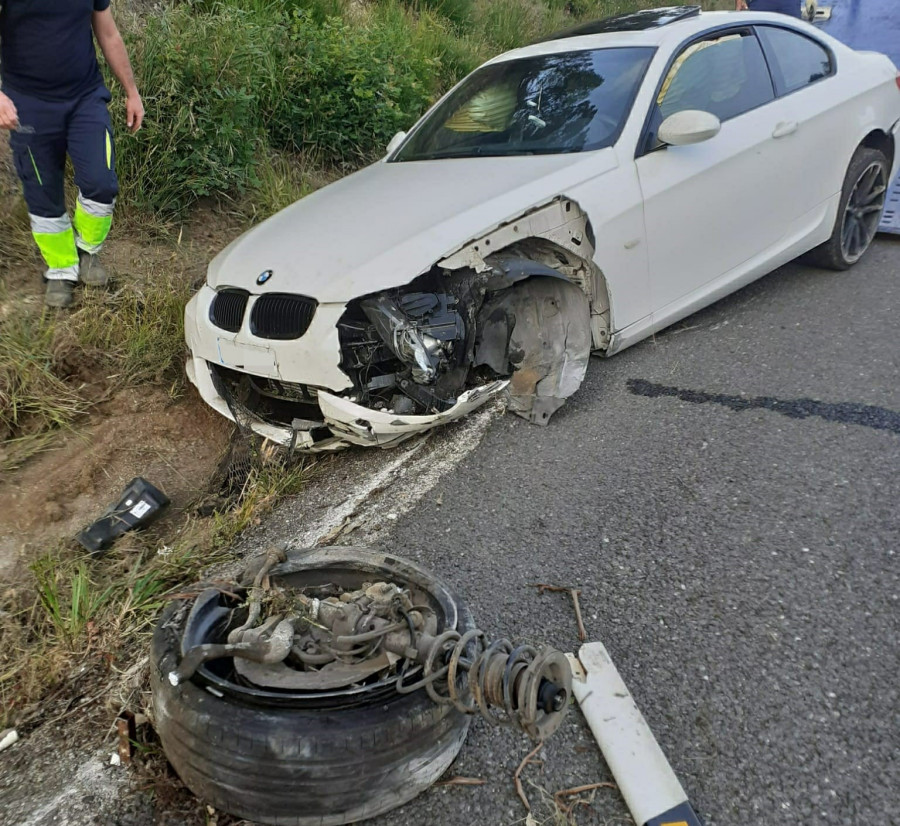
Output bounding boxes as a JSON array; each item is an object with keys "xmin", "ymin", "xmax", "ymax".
[
  {"xmin": 73, "ymin": 201, "xmax": 112, "ymax": 250},
  {"xmin": 33, "ymin": 228, "xmax": 79, "ymax": 270},
  {"xmin": 27, "ymin": 147, "xmax": 43, "ymax": 186}
]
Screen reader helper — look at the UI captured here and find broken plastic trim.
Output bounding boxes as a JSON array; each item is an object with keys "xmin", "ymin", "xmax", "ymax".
[
  {"xmin": 76, "ymin": 477, "xmax": 170, "ymax": 555},
  {"xmin": 318, "ymin": 381, "xmax": 508, "ymax": 447},
  {"xmin": 195, "ymin": 351, "xmax": 507, "ymax": 451}
]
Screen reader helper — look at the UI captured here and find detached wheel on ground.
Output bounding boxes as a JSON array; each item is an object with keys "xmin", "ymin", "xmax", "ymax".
[
  {"xmin": 150, "ymin": 548, "xmax": 474, "ymax": 826},
  {"xmin": 806, "ymin": 146, "xmax": 889, "ymax": 270}
]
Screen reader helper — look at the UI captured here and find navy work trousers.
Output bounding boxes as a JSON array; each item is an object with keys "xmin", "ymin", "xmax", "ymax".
[{"xmin": 7, "ymin": 84, "xmax": 118, "ymax": 219}]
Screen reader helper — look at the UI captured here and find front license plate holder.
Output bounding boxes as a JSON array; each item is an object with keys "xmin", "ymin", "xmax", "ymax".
[{"xmin": 216, "ymin": 338, "xmax": 278, "ymax": 377}]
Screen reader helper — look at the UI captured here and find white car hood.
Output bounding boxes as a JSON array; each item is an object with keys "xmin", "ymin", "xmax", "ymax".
[{"xmin": 207, "ymin": 151, "xmax": 617, "ymax": 302}]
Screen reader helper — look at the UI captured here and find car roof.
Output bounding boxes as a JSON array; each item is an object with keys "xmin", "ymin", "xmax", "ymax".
[
  {"xmin": 486, "ymin": 10, "xmax": 820, "ymax": 64},
  {"xmin": 534, "ymin": 4, "xmax": 701, "ymax": 42}
]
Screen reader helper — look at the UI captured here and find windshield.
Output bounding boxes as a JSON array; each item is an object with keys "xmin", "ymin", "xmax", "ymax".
[{"xmin": 393, "ymin": 47, "xmax": 655, "ymax": 161}]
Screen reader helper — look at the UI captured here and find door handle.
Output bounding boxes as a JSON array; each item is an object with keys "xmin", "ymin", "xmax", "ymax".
[{"xmin": 772, "ymin": 121, "xmax": 799, "ymax": 138}]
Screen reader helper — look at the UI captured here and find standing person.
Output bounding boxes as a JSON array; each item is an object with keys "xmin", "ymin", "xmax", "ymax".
[
  {"xmin": 735, "ymin": 0, "xmax": 802, "ymax": 17},
  {"xmin": 0, "ymin": 0, "xmax": 144, "ymax": 307}
]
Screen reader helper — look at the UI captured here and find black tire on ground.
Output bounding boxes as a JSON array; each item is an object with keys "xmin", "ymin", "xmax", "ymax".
[
  {"xmin": 804, "ymin": 146, "xmax": 890, "ymax": 270},
  {"xmin": 150, "ymin": 548, "xmax": 474, "ymax": 826}
]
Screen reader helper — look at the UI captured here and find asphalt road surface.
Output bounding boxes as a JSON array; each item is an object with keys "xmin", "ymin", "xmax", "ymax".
[
  {"xmin": 7, "ymin": 240, "xmax": 894, "ymax": 826},
  {"xmin": 362, "ymin": 237, "xmax": 900, "ymax": 826}
]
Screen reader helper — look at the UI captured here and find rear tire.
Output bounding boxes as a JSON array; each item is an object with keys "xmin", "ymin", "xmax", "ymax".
[{"xmin": 805, "ymin": 146, "xmax": 889, "ymax": 270}]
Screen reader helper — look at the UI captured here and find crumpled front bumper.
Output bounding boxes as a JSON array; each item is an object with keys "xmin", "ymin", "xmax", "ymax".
[{"xmin": 185, "ymin": 355, "xmax": 507, "ymax": 452}]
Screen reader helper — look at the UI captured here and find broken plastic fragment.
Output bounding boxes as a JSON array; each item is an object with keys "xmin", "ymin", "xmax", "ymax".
[{"xmin": 76, "ymin": 477, "xmax": 170, "ymax": 555}]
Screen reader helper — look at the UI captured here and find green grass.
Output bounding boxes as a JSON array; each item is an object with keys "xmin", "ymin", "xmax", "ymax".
[
  {"xmin": 33, "ymin": 559, "xmax": 117, "ymax": 648},
  {"xmin": 245, "ymin": 150, "xmax": 324, "ymax": 221},
  {"xmin": 0, "ymin": 456, "xmax": 316, "ymax": 729},
  {"xmin": 0, "ymin": 310, "xmax": 90, "ymax": 463},
  {"xmin": 64, "ymin": 267, "xmax": 194, "ymax": 387}
]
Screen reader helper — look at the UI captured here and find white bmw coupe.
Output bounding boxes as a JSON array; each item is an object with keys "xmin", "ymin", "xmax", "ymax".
[{"xmin": 184, "ymin": 6, "xmax": 900, "ymax": 451}]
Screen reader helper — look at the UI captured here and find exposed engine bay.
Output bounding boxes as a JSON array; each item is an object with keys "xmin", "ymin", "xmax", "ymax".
[{"xmin": 337, "ymin": 255, "xmax": 593, "ymax": 425}]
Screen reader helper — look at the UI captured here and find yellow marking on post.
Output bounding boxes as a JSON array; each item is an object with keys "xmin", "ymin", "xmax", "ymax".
[{"xmin": 105, "ymin": 130, "xmax": 112, "ymax": 170}]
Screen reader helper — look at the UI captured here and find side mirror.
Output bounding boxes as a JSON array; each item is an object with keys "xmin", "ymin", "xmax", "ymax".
[
  {"xmin": 658, "ymin": 110, "xmax": 721, "ymax": 146},
  {"xmin": 386, "ymin": 131, "xmax": 407, "ymax": 156}
]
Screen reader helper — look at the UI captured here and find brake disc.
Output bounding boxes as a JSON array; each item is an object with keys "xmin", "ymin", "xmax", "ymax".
[{"xmin": 234, "ymin": 651, "xmax": 396, "ymax": 691}]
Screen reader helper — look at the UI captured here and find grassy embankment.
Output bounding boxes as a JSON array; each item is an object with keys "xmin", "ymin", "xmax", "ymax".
[{"xmin": 0, "ymin": 0, "xmax": 712, "ymax": 730}]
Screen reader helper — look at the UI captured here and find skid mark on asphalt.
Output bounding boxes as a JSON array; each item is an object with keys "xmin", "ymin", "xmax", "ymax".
[{"xmin": 627, "ymin": 379, "xmax": 900, "ymax": 435}]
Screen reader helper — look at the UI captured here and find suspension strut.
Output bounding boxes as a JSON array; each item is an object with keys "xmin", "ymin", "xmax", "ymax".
[{"xmin": 171, "ymin": 580, "xmax": 573, "ymax": 741}]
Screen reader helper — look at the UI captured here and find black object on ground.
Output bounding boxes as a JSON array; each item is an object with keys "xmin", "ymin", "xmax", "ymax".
[{"xmin": 76, "ymin": 477, "xmax": 170, "ymax": 554}]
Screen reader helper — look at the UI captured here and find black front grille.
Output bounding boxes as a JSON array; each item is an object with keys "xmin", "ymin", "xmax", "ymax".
[
  {"xmin": 251, "ymin": 293, "xmax": 317, "ymax": 340},
  {"xmin": 210, "ymin": 289, "xmax": 249, "ymax": 333}
]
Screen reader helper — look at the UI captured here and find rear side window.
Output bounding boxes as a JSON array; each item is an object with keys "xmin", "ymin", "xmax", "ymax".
[
  {"xmin": 656, "ymin": 31, "xmax": 775, "ymax": 123},
  {"xmin": 756, "ymin": 26, "xmax": 834, "ymax": 95}
]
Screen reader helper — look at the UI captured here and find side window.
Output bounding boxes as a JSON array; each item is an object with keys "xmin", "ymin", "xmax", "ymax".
[
  {"xmin": 656, "ymin": 31, "xmax": 774, "ymax": 124},
  {"xmin": 756, "ymin": 26, "xmax": 834, "ymax": 95}
]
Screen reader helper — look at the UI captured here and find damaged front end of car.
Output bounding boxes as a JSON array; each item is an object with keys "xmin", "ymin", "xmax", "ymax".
[{"xmin": 191, "ymin": 198, "xmax": 600, "ymax": 451}]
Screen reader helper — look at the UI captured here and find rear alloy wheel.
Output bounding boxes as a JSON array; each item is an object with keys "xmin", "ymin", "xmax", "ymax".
[{"xmin": 806, "ymin": 147, "xmax": 889, "ymax": 270}]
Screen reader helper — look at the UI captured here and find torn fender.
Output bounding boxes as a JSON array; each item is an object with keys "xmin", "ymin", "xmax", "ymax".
[
  {"xmin": 318, "ymin": 381, "xmax": 509, "ymax": 448},
  {"xmin": 477, "ymin": 278, "xmax": 591, "ymax": 425}
]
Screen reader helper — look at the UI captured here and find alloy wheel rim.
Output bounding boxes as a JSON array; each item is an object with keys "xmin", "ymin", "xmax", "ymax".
[{"xmin": 840, "ymin": 161, "xmax": 887, "ymax": 263}]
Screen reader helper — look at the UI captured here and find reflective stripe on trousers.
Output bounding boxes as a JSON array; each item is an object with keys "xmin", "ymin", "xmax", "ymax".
[
  {"xmin": 74, "ymin": 190, "xmax": 115, "ymax": 254},
  {"xmin": 29, "ymin": 213, "xmax": 79, "ymax": 281}
]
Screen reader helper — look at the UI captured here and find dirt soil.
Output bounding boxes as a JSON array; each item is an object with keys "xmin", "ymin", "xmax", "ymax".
[
  {"xmin": 0, "ymin": 131, "xmax": 245, "ymax": 822},
  {"xmin": 0, "ymin": 386, "xmax": 230, "ymax": 578},
  {"xmin": 0, "ymin": 137, "xmax": 237, "ymax": 578}
]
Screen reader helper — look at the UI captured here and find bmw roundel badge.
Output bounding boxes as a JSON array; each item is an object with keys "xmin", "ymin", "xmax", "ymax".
[{"xmin": 257, "ymin": 269, "xmax": 274, "ymax": 285}]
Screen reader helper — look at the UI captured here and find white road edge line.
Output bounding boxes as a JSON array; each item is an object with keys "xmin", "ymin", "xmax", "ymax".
[{"xmin": 289, "ymin": 399, "xmax": 506, "ymax": 548}]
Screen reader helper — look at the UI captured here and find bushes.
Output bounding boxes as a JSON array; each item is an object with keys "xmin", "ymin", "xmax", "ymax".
[
  {"xmin": 113, "ymin": 1, "xmax": 475, "ymax": 214},
  {"xmin": 394, "ymin": 0, "xmax": 475, "ymax": 28},
  {"xmin": 114, "ymin": 5, "xmax": 281, "ymax": 213},
  {"xmin": 112, "ymin": 0, "xmax": 696, "ymax": 216},
  {"xmin": 271, "ymin": 6, "xmax": 449, "ymax": 160}
]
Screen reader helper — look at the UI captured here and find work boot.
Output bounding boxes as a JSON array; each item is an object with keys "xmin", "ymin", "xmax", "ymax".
[
  {"xmin": 78, "ymin": 249, "xmax": 109, "ymax": 286},
  {"xmin": 45, "ymin": 279, "xmax": 76, "ymax": 308}
]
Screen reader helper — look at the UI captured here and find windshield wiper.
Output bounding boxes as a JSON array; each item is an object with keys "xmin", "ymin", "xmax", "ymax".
[{"xmin": 407, "ymin": 147, "xmax": 538, "ymax": 161}]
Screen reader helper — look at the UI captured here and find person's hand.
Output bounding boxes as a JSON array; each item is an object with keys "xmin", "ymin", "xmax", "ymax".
[
  {"xmin": 0, "ymin": 92, "xmax": 19, "ymax": 131},
  {"xmin": 126, "ymin": 92, "xmax": 144, "ymax": 133},
  {"xmin": 735, "ymin": 0, "xmax": 749, "ymax": 8}
]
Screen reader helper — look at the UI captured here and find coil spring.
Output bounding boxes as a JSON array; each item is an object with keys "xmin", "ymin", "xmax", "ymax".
[{"xmin": 395, "ymin": 628, "xmax": 569, "ymax": 740}]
